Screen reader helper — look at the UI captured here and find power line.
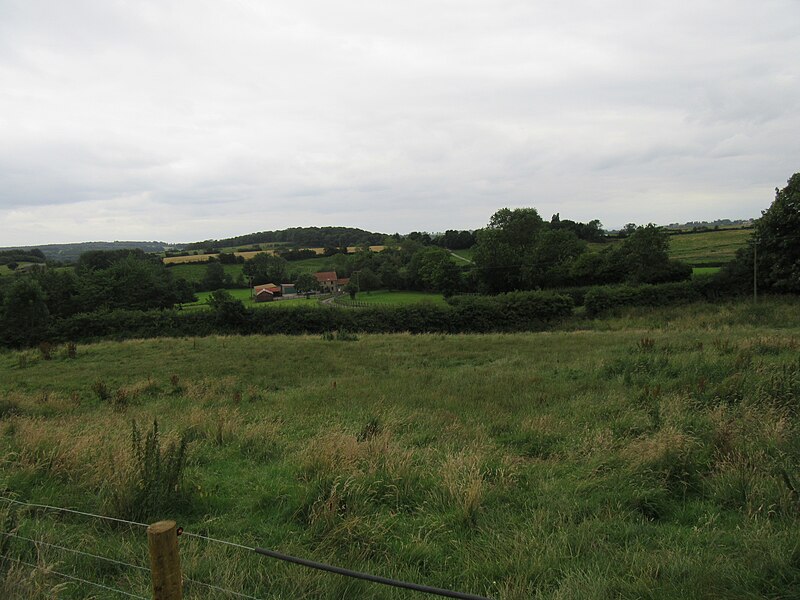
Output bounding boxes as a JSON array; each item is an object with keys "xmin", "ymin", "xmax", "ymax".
[{"xmin": 1, "ymin": 555, "xmax": 148, "ymax": 600}]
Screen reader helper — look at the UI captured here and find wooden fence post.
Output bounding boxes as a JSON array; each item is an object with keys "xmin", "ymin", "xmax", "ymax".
[{"xmin": 147, "ymin": 520, "xmax": 183, "ymax": 600}]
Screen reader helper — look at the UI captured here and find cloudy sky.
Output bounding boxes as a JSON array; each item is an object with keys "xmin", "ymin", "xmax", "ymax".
[{"xmin": 2, "ymin": 0, "xmax": 799, "ymax": 246}]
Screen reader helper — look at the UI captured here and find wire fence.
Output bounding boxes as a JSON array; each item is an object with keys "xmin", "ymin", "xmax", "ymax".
[{"xmin": 1, "ymin": 495, "xmax": 493, "ymax": 600}]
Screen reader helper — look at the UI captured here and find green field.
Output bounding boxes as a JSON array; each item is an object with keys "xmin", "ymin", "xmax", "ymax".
[
  {"xmin": 181, "ymin": 289, "xmax": 322, "ymax": 311},
  {"xmin": 1, "ymin": 298, "xmax": 798, "ymax": 599},
  {"xmin": 167, "ymin": 262, "xmax": 246, "ymax": 285},
  {"xmin": 336, "ymin": 290, "xmax": 447, "ymax": 306},
  {"xmin": 668, "ymin": 228, "xmax": 752, "ymax": 265},
  {"xmin": 450, "ymin": 248, "xmax": 475, "ymax": 263},
  {"xmin": 691, "ymin": 266, "xmax": 722, "ymax": 277},
  {"xmin": 587, "ymin": 229, "xmax": 752, "ymax": 267}
]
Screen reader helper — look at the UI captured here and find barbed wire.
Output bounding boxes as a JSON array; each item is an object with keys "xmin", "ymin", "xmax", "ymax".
[
  {"xmin": 1, "ymin": 555, "xmax": 149, "ymax": 599},
  {"xmin": 1, "ymin": 530, "xmax": 149, "ymax": 573},
  {"xmin": 0, "ymin": 497, "xmax": 149, "ymax": 529},
  {"xmin": 183, "ymin": 575, "xmax": 265, "ymax": 600}
]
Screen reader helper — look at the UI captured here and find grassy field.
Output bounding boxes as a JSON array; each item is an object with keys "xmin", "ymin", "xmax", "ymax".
[
  {"xmin": 668, "ymin": 228, "xmax": 752, "ymax": 265},
  {"xmin": 450, "ymin": 249, "xmax": 475, "ymax": 263},
  {"xmin": 1, "ymin": 298, "xmax": 798, "ymax": 599},
  {"xmin": 167, "ymin": 263, "xmax": 246, "ymax": 285},
  {"xmin": 691, "ymin": 266, "xmax": 722, "ymax": 277},
  {"xmin": 336, "ymin": 290, "xmax": 447, "ymax": 306},
  {"xmin": 586, "ymin": 229, "xmax": 752, "ymax": 267},
  {"xmin": 180, "ymin": 289, "xmax": 322, "ymax": 311}
]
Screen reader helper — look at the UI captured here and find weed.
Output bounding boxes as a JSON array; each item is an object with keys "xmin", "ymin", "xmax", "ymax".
[
  {"xmin": 113, "ymin": 388, "xmax": 130, "ymax": 411},
  {"xmin": 0, "ymin": 399, "xmax": 20, "ymax": 419},
  {"xmin": 111, "ymin": 419, "xmax": 190, "ymax": 521},
  {"xmin": 357, "ymin": 416, "xmax": 382, "ymax": 442},
  {"xmin": 637, "ymin": 338, "xmax": 656, "ymax": 352},
  {"xmin": 91, "ymin": 380, "xmax": 110, "ymax": 402},
  {"xmin": 38, "ymin": 341, "xmax": 53, "ymax": 361}
]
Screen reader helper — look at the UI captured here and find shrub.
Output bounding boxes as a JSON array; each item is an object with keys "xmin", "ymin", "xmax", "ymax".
[
  {"xmin": 111, "ymin": 419, "xmax": 190, "ymax": 521},
  {"xmin": 585, "ymin": 281, "xmax": 704, "ymax": 317},
  {"xmin": 92, "ymin": 380, "xmax": 111, "ymax": 402},
  {"xmin": 38, "ymin": 341, "xmax": 53, "ymax": 360}
]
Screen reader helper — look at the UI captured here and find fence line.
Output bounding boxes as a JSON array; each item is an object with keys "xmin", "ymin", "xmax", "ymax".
[
  {"xmin": 2, "ymin": 555, "xmax": 149, "ymax": 599},
  {"xmin": 2, "ymin": 495, "xmax": 492, "ymax": 600},
  {"xmin": 0, "ymin": 497, "xmax": 149, "ymax": 529},
  {"xmin": 253, "ymin": 546, "xmax": 492, "ymax": 600},
  {"xmin": 183, "ymin": 575, "xmax": 265, "ymax": 600},
  {"xmin": 0, "ymin": 530, "xmax": 150, "ymax": 573}
]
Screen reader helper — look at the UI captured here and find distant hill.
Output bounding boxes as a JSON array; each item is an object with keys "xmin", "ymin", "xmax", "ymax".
[
  {"xmin": 0, "ymin": 241, "xmax": 169, "ymax": 263},
  {"xmin": 663, "ymin": 219, "xmax": 754, "ymax": 230},
  {"xmin": 185, "ymin": 226, "xmax": 388, "ymax": 251}
]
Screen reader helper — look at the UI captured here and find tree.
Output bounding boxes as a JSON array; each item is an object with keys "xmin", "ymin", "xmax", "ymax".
[
  {"xmin": 473, "ymin": 208, "xmax": 546, "ymax": 292},
  {"xmin": 521, "ymin": 229, "xmax": 587, "ymax": 288},
  {"xmin": 1, "ymin": 278, "xmax": 50, "ymax": 347},
  {"xmin": 605, "ymin": 225, "xmax": 690, "ymax": 284},
  {"xmin": 294, "ymin": 272, "xmax": 320, "ymax": 294},
  {"xmin": 409, "ymin": 247, "xmax": 461, "ymax": 294},
  {"xmin": 206, "ymin": 289, "xmax": 248, "ymax": 326},
  {"xmin": 202, "ymin": 261, "xmax": 230, "ymax": 291},
  {"xmin": 242, "ymin": 253, "xmax": 290, "ymax": 285},
  {"xmin": 752, "ymin": 173, "xmax": 800, "ymax": 293}
]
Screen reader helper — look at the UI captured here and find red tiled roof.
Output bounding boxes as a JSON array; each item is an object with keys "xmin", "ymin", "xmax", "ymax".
[
  {"xmin": 314, "ymin": 271, "xmax": 338, "ymax": 282},
  {"xmin": 337, "ymin": 278, "xmax": 350, "ymax": 285},
  {"xmin": 254, "ymin": 283, "xmax": 281, "ymax": 293}
]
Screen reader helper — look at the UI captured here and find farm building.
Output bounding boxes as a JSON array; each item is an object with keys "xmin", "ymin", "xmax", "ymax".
[
  {"xmin": 254, "ymin": 283, "xmax": 282, "ymax": 297},
  {"xmin": 254, "ymin": 288, "xmax": 274, "ymax": 302},
  {"xmin": 314, "ymin": 271, "xmax": 350, "ymax": 294},
  {"xmin": 280, "ymin": 283, "xmax": 296, "ymax": 296}
]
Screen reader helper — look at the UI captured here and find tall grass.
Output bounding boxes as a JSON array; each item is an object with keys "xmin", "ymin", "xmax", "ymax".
[{"xmin": 0, "ymin": 297, "xmax": 798, "ymax": 599}]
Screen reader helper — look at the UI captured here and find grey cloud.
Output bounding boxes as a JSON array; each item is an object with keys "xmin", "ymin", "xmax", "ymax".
[{"xmin": 1, "ymin": 0, "xmax": 799, "ymax": 244}]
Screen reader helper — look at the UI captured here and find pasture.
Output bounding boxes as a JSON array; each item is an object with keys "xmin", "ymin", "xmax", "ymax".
[
  {"xmin": 668, "ymin": 228, "xmax": 752, "ymax": 265},
  {"xmin": 336, "ymin": 290, "xmax": 448, "ymax": 306},
  {"xmin": 1, "ymin": 297, "xmax": 798, "ymax": 599}
]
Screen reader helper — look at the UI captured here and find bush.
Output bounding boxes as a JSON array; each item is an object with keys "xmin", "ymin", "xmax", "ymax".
[
  {"xmin": 110, "ymin": 419, "xmax": 190, "ymax": 521},
  {"xmin": 585, "ymin": 282, "xmax": 704, "ymax": 317}
]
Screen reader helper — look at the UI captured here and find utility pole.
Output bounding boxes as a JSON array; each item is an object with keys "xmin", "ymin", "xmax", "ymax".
[{"xmin": 753, "ymin": 238, "xmax": 758, "ymax": 303}]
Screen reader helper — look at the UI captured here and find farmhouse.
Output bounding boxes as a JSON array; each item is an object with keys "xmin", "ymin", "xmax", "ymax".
[{"xmin": 314, "ymin": 271, "xmax": 350, "ymax": 294}]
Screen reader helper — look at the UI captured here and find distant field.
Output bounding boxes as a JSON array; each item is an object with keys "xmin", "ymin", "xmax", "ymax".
[
  {"xmin": 692, "ymin": 266, "xmax": 722, "ymax": 277},
  {"xmin": 165, "ymin": 247, "xmax": 388, "ymax": 265},
  {"xmin": 167, "ymin": 262, "xmax": 245, "ymax": 284},
  {"xmin": 668, "ymin": 228, "xmax": 752, "ymax": 265},
  {"xmin": 586, "ymin": 229, "xmax": 751, "ymax": 266},
  {"xmin": 336, "ymin": 289, "xmax": 447, "ymax": 306},
  {"xmin": 450, "ymin": 248, "xmax": 475, "ymax": 263},
  {"xmin": 0, "ymin": 262, "xmax": 38, "ymax": 276},
  {"xmin": 181, "ymin": 288, "xmax": 322, "ymax": 311}
]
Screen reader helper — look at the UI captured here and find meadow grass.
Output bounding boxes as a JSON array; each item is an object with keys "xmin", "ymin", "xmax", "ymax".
[
  {"xmin": 167, "ymin": 263, "xmax": 246, "ymax": 285},
  {"xmin": 691, "ymin": 266, "xmax": 721, "ymax": 277},
  {"xmin": 0, "ymin": 297, "xmax": 798, "ymax": 599},
  {"xmin": 586, "ymin": 229, "xmax": 752, "ymax": 266},
  {"xmin": 450, "ymin": 249, "xmax": 475, "ymax": 263},
  {"xmin": 337, "ymin": 290, "xmax": 447, "ymax": 306},
  {"xmin": 181, "ymin": 289, "xmax": 323, "ymax": 311},
  {"xmin": 668, "ymin": 228, "xmax": 752, "ymax": 265}
]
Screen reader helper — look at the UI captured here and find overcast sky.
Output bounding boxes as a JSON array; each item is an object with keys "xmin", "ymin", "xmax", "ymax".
[{"xmin": 2, "ymin": 0, "xmax": 799, "ymax": 246}]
